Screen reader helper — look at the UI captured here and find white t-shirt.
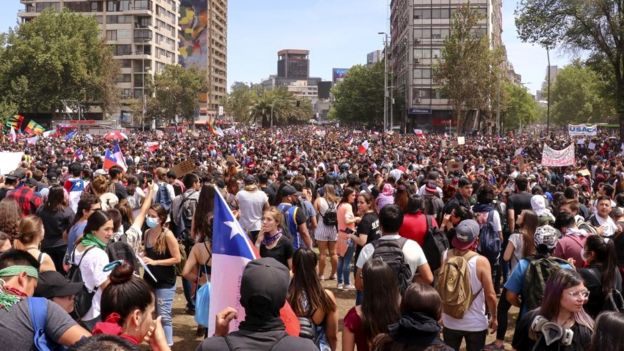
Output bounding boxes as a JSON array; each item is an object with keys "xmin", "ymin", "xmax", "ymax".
[
  {"xmin": 236, "ymin": 189, "xmax": 268, "ymax": 232},
  {"xmin": 73, "ymin": 246, "xmax": 110, "ymax": 321},
  {"xmin": 127, "ymin": 187, "xmax": 145, "ymax": 218},
  {"xmin": 356, "ymin": 234, "xmax": 428, "ymax": 280},
  {"xmin": 595, "ymin": 214, "xmax": 619, "ymax": 237}
]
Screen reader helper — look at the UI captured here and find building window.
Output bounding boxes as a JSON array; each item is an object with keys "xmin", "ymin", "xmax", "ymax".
[
  {"xmin": 414, "ymin": 29, "xmax": 431, "ymax": 39},
  {"xmin": 117, "ymin": 29, "xmax": 131, "ymax": 40},
  {"xmin": 135, "ymin": 0, "xmax": 150, "ymax": 10},
  {"xmin": 432, "ymin": 28, "xmax": 449, "ymax": 40},
  {"xmin": 91, "ymin": 1, "xmax": 102, "ymax": 12},
  {"xmin": 105, "ymin": 30, "xmax": 117, "ymax": 41},
  {"xmin": 414, "ymin": 8, "xmax": 431, "ymax": 19},
  {"xmin": 413, "ymin": 88, "xmax": 432, "ymax": 99},
  {"xmin": 414, "ymin": 49, "xmax": 431, "ymax": 59},
  {"xmin": 114, "ymin": 45, "xmax": 132, "ymax": 56},
  {"xmin": 120, "ymin": 60, "xmax": 132, "ymax": 68},
  {"xmin": 413, "ymin": 68, "xmax": 432, "ymax": 79},
  {"xmin": 431, "ymin": 8, "xmax": 450, "ymax": 19},
  {"xmin": 117, "ymin": 74, "xmax": 131, "ymax": 83}
]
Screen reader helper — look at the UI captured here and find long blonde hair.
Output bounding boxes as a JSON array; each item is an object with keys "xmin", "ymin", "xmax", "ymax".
[{"xmin": 323, "ymin": 184, "xmax": 339, "ymax": 204}]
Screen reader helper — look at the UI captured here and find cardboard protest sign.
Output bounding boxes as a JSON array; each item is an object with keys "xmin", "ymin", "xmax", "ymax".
[
  {"xmin": 172, "ymin": 160, "xmax": 196, "ymax": 178},
  {"xmin": 457, "ymin": 137, "xmax": 465, "ymax": 145}
]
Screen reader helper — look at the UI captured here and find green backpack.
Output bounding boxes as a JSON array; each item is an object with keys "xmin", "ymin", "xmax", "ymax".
[{"xmin": 522, "ymin": 256, "xmax": 568, "ymax": 310}]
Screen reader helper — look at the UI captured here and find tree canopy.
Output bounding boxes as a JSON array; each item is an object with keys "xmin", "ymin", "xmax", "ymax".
[
  {"xmin": 145, "ymin": 65, "xmax": 208, "ymax": 125},
  {"xmin": 501, "ymin": 82, "xmax": 540, "ymax": 131},
  {"xmin": 434, "ymin": 4, "xmax": 504, "ymax": 134},
  {"xmin": 0, "ymin": 10, "xmax": 119, "ymax": 114},
  {"xmin": 224, "ymin": 83, "xmax": 312, "ymax": 127},
  {"xmin": 550, "ymin": 61, "xmax": 615, "ymax": 125},
  {"xmin": 330, "ymin": 62, "xmax": 384, "ymax": 124},
  {"xmin": 516, "ymin": 0, "xmax": 624, "ymax": 139}
]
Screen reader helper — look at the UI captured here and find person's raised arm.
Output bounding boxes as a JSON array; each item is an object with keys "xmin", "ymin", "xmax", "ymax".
[{"xmin": 132, "ymin": 185, "xmax": 154, "ymax": 229}]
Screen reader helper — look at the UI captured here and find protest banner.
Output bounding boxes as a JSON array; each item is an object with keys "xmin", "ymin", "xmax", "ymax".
[
  {"xmin": 0, "ymin": 152, "xmax": 24, "ymax": 175},
  {"xmin": 172, "ymin": 160, "xmax": 196, "ymax": 178},
  {"xmin": 568, "ymin": 124, "xmax": 597, "ymax": 136},
  {"xmin": 457, "ymin": 137, "xmax": 465, "ymax": 145},
  {"xmin": 541, "ymin": 144, "xmax": 575, "ymax": 167}
]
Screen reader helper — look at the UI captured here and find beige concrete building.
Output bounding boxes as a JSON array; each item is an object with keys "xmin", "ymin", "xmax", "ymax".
[
  {"xmin": 390, "ymin": 0, "xmax": 504, "ymax": 131},
  {"xmin": 19, "ymin": 0, "xmax": 179, "ymax": 122}
]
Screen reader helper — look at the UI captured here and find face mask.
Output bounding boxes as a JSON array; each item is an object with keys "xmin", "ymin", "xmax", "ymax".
[{"xmin": 146, "ymin": 217, "xmax": 159, "ymax": 228}]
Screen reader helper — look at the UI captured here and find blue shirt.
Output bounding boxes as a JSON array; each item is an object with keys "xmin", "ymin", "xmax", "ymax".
[
  {"xmin": 504, "ymin": 257, "xmax": 573, "ymax": 316},
  {"xmin": 65, "ymin": 221, "xmax": 87, "ymax": 261}
]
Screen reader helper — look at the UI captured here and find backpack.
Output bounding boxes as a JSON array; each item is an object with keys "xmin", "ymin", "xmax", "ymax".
[
  {"xmin": 154, "ymin": 183, "xmax": 172, "ymax": 212},
  {"xmin": 435, "ymin": 251, "xmax": 481, "ymax": 319},
  {"xmin": 28, "ymin": 297, "xmax": 63, "ymax": 351},
  {"xmin": 371, "ymin": 237, "xmax": 412, "ymax": 294},
  {"xmin": 173, "ymin": 191, "xmax": 198, "ymax": 238},
  {"xmin": 321, "ymin": 200, "xmax": 338, "ymax": 227},
  {"xmin": 586, "ymin": 268, "xmax": 624, "ymax": 312},
  {"xmin": 66, "ymin": 246, "xmax": 96, "ymax": 320},
  {"xmin": 477, "ymin": 210, "xmax": 501, "ymax": 261},
  {"xmin": 278, "ymin": 203, "xmax": 298, "ymax": 245},
  {"xmin": 522, "ymin": 257, "xmax": 569, "ymax": 310},
  {"xmin": 422, "ymin": 215, "xmax": 449, "ymax": 273}
]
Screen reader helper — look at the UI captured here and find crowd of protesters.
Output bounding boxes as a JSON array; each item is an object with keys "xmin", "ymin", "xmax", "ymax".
[{"xmin": 0, "ymin": 125, "xmax": 623, "ymax": 350}]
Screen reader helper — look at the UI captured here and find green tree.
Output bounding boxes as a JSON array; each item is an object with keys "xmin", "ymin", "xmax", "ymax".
[
  {"xmin": 224, "ymin": 82, "xmax": 254, "ymax": 122},
  {"xmin": 248, "ymin": 87, "xmax": 312, "ymax": 127},
  {"xmin": 515, "ymin": 0, "xmax": 624, "ymax": 139},
  {"xmin": 550, "ymin": 62, "xmax": 615, "ymax": 125},
  {"xmin": 331, "ymin": 62, "xmax": 384, "ymax": 124},
  {"xmin": 501, "ymin": 82, "xmax": 539, "ymax": 131},
  {"xmin": 0, "ymin": 10, "xmax": 119, "ymax": 114},
  {"xmin": 434, "ymin": 4, "xmax": 505, "ymax": 134},
  {"xmin": 146, "ymin": 65, "xmax": 208, "ymax": 125}
]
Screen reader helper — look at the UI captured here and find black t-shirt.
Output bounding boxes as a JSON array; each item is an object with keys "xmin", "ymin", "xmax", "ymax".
[
  {"xmin": 37, "ymin": 206, "xmax": 75, "ymax": 249},
  {"xmin": 355, "ymin": 212, "xmax": 380, "ymax": 261},
  {"xmin": 113, "ymin": 181, "xmax": 129, "ymax": 200},
  {"xmin": 512, "ymin": 309, "xmax": 592, "ymax": 351},
  {"xmin": 260, "ymin": 235, "xmax": 294, "ymax": 268},
  {"xmin": 508, "ymin": 192, "xmax": 533, "ymax": 220},
  {"xmin": 578, "ymin": 265, "xmax": 623, "ymax": 318}
]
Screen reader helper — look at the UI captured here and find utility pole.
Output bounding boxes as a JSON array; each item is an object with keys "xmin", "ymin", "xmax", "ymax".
[
  {"xmin": 379, "ymin": 32, "xmax": 388, "ymax": 132},
  {"xmin": 546, "ymin": 45, "xmax": 551, "ymax": 135}
]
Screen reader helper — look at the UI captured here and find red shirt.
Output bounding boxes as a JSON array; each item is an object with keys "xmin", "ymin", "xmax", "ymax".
[
  {"xmin": 344, "ymin": 307, "xmax": 369, "ymax": 351},
  {"xmin": 399, "ymin": 212, "xmax": 438, "ymax": 247}
]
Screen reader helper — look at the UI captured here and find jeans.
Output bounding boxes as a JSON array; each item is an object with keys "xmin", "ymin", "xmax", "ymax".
[
  {"xmin": 496, "ymin": 287, "xmax": 512, "ymax": 340},
  {"xmin": 443, "ymin": 327, "xmax": 487, "ymax": 351},
  {"xmin": 155, "ymin": 286, "xmax": 176, "ymax": 346},
  {"xmin": 337, "ymin": 240, "xmax": 354, "ymax": 285},
  {"xmin": 182, "ymin": 278, "xmax": 195, "ymax": 311}
]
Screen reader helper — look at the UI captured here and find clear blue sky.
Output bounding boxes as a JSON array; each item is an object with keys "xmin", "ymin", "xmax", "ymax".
[{"xmin": 1, "ymin": 0, "xmax": 573, "ymax": 95}]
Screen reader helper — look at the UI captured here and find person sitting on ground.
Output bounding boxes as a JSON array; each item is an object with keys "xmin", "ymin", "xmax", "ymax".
[
  {"xmin": 196, "ymin": 257, "xmax": 318, "ymax": 351},
  {"xmin": 0, "ymin": 249, "xmax": 90, "ymax": 349}
]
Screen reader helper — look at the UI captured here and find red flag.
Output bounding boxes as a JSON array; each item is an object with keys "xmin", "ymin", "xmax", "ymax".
[{"xmin": 358, "ymin": 140, "xmax": 369, "ymax": 154}]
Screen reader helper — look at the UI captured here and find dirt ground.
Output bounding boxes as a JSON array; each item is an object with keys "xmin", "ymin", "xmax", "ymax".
[{"xmin": 171, "ymin": 263, "xmax": 518, "ymax": 351}]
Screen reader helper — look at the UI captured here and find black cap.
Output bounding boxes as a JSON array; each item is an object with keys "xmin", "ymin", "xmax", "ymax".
[
  {"xmin": 280, "ymin": 185, "xmax": 298, "ymax": 196},
  {"xmin": 240, "ymin": 257, "xmax": 289, "ymax": 317},
  {"xmin": 34, "ymin": 271, "xmax": 83, "ymax": 298}
]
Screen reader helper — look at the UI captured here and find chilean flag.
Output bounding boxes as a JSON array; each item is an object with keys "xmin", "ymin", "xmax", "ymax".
[
  {"xmin": 103, "ymin": 143, "xmax": 127, "ymax": 171},
  {"xmin": 145, "ymin": 142, "xmax": 160, "ymax": 153},
  {"xmin": 358, "ymin": 140, "xmax": 370, "ymax": 154},
  {"xmin": 208, "ymin": 189, "xmax": 300, "ymax": 336}
]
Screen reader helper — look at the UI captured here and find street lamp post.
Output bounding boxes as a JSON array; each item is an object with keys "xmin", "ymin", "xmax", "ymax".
[{"xmin": 379, "ymin": 32, "xmax": 388, "ymax": 132}]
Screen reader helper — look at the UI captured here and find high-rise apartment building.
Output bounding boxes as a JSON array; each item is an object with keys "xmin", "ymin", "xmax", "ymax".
[
  {"xmin": 390, "ymin": 0, "xmax": 504, "ymax": 131},
  {"xmin": 179, "ymin": 0, "xmax": 227, "ymax": 119},
  {"xmin": 19, "ymin": 0, "xmax": 180, "ymax": 121},
  {"xmin": 367, "ymin": 50, "xmax": 382, "ymax": 66},
  {"xmin": 277, "ymin": 49, "xmax": 310, "ymax": 80}
]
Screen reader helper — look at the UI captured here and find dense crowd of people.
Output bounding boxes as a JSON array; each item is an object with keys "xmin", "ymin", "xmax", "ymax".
[{"xmin": 0, "ymin": 125, "xmax": 623, "ymax": 350}]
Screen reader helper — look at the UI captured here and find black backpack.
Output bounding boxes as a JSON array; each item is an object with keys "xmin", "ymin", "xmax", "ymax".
[
  {"xmin": 321, "ymin": 200, "xmax": 338, "ymax": 227},
  {"xmin": 371, "ymin": 237, "xmax": 412, "ymax": 294},
  {"xmin": 66, "ymin": 246, "xmax": 97, "ymax": 320},
  {"xmin": 422, "ymin": 215, "xmax": 449, "ymax": 273}
]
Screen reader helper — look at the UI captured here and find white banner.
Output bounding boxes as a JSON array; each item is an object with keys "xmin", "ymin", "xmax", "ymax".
[
  {"xmin": 568, "ymin": 124, "xmax": 597, "ymax": 136},
  {"xmin": 0, "ymin": 152, "xmax": 24, "ymax": 175},
  {"xmin": 541, "ymin": 144, "xmax": 575, "ymax": 167}
]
